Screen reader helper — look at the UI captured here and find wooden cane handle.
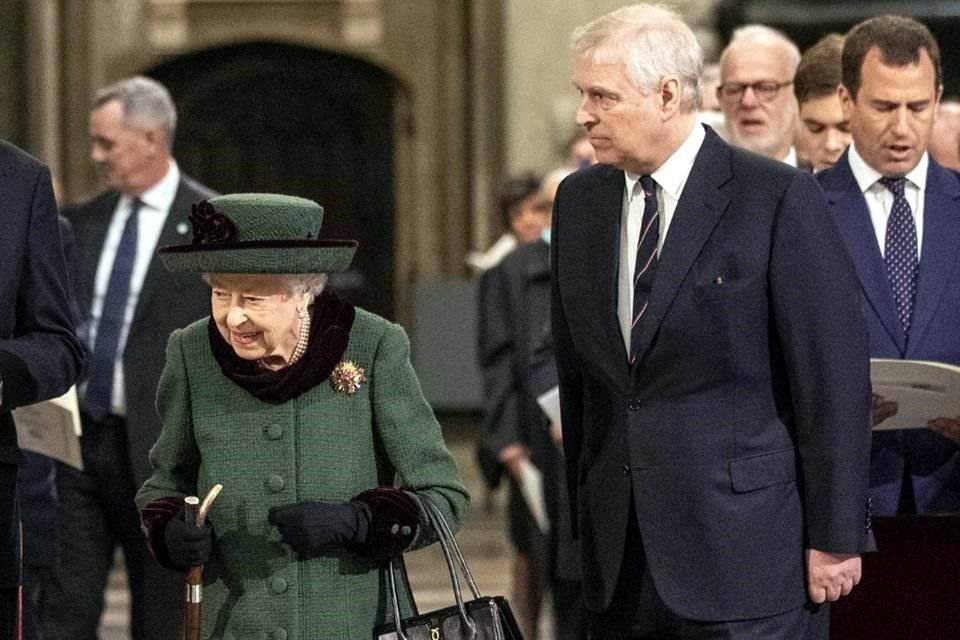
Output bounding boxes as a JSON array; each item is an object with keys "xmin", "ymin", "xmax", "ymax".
[{"xmin": 197, "ymin": 484, "xmax": 223, "ymax": 526}]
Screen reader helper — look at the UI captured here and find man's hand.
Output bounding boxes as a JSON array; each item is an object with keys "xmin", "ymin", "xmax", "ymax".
[
  {"xmin": 498, "ymin": 443, "xmax": 530, "ymax": 479},
  {"xmin": 871, "ymin": 393, "xmax": 898, "ymax": 426},
  {"xmin": 806, "ymin": 548, "xmax": 861, "ymax": 603},
  {"xmin": 928, "ymin": 416, "xmax": 960, "ymax": 444}
]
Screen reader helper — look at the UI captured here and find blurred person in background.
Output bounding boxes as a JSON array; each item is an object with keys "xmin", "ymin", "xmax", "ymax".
[
  {"xmin": 476, "ymin": 171, "xmax": 554, "ymax": 639},
  {"xmin": 794, "ymin": 34, "xmax": 851, "ymax": 172},
  {"xmin": 928, "ymin": 99, "xmax": 960, "ymax": 171},
  {"xmin": 719, "ymin": 25, "xmax": 801, "ymax": 165},
  {"xmin": 46, "ymin": 75, "xmax": 215, "ymax": 640}
]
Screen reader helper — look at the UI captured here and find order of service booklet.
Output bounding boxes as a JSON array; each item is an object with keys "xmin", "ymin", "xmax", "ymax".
[
  {"xmin": 13, "ymin": 385, "xmax": 83, "ymax": 469},
  {"xmin": 871, "ymin": 359, "xmax": 960, "ymax": 430}
]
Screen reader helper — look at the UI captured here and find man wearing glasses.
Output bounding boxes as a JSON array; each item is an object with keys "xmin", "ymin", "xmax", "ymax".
[{"xmin": 719, "ymin": 25, "xmax": 801, "ymax": 166}]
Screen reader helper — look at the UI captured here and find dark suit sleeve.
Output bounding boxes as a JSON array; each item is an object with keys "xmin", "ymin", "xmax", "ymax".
[
  {"xmin": 0, "ymin": 162, "xmax": 85, "ymax": 411},
  {"xmin": 551, "ymin": 180, "xmax": 585, "ymax": 538},
  {"xmin": 769, "ymin": 171, "xmax": 873, "ymax": 553},
  {"xmin": 528, "ymin": 321, "xmax": 557, "ymax": 400},
  {"xmin": 476, "ymin": 264, "xmax": 525, "ymax": 458}
]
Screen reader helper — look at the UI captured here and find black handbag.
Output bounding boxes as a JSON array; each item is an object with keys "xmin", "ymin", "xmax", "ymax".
[{"xmin": 374, "ymin": 498, "xmax": 523, "ymax": 640}]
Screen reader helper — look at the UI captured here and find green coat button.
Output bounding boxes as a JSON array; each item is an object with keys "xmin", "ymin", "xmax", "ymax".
[
  {"xmin": 265, "ymin": 424, "xmax": 283, "ymax": 440},
  {"xmin": 266, "ymin": 475, "xmax": 285, "ymax": 492},
  {"xmin": 270, "ymin": 577, "xmax": 288, "ymax": 594},
  {"xmin": 273, "ymin": 628, "xmax": 288, "ymax": 640}
]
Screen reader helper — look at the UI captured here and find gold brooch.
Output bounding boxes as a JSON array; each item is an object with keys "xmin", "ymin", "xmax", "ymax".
[{"xmin": 330, "ymin": 360, "xmax": 367, "ymax": 395}]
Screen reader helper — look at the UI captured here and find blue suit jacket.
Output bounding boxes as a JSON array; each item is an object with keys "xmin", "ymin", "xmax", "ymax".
[
  {"xmin": 0, "ymin": 141, "xmax": 85, "ymax": 585},
  {"xmin": 552, "ymin": 127, "xmax": 873, "ymax": 621},
  {"xmin": 818, "ymin": 152, "xmax": 960, "ymax": 515}
]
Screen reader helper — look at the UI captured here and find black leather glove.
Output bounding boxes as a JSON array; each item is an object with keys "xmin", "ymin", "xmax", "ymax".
[
  {"xmin": 164, "ymin": 516, "xmax": 213, "ymax": 570},
  {"xmin": 268, "ymin": 500, "xmax": 371, "ymax": 555}
]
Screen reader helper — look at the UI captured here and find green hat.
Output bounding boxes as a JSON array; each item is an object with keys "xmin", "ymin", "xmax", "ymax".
[{"xmin": 158, "ymin": 193, "xmax": 357, "ymax": 274}]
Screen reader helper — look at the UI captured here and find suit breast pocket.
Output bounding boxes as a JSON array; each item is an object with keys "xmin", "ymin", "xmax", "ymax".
[{"xmin": 695, "ymin": 273, "xmax": 766, "ymax": 303}]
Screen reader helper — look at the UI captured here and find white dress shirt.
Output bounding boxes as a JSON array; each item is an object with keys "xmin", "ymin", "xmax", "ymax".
[
  {"xmin": 88, "ymin": 161, "xmax": 181, "ymax": 415},
  {"xmin": 847, "ymin": 143, "xmax": 926, "ymax": 259},
  {"xmin": 618, "ymin": 123, "xmax": 706, "ymax": 354}
]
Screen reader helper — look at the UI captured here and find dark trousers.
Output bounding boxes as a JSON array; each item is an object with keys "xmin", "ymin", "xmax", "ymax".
[
  {"xmin": 589, "ymin": 510, "xmax": 828, "ymax": 640},
  {"xmin": 1, "ymin": 461, "xmax": 20, "ymax": 639},
  {"xmin": 43, "ymin": 415, "xmax": 182, "ymax": 640}
]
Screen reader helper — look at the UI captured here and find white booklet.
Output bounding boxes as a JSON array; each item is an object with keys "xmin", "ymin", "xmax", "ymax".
[
  {"xmin": 870, "ymin": 359, "xmax": 960, "ymax": 430},
  {"xmin": 516, "ymin": 458, "xmax": 550, "ymax": 534},
  {"xmin": 13, "ymin": 386, "xmax": 83, "ymax": 469}
]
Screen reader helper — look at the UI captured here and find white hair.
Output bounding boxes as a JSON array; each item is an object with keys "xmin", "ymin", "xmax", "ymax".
[
  {"xmin": 720, "ymin": 25, "xmax": 801, "ymax": 75},
  {"xmin": 572, "ymin": 3, "xmax": 704, "ymax": 112}
]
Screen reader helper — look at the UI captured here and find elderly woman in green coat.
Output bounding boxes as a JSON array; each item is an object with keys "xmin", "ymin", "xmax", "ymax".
[{"xmin": 135, "ymin": 193, "xmax": 469, "ymax": 639}]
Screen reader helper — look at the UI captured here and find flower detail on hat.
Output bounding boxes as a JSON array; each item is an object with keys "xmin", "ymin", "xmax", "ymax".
[
  {"xmin": 190, "ymin": 200, "xmax": 238, "ymax": 244},
  {"xmin": 330, "ymin": 360, "xmax": 367, "ymax": 395}
]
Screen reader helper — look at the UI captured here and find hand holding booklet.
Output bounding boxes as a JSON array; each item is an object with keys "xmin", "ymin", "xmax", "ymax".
[
  {"xmin": 13, "ymin": 385, "xmax": 83, "ymax": 468},
  {"xmin": 870, "ymin": 359, "xmax": 960, "ymax": 430}
]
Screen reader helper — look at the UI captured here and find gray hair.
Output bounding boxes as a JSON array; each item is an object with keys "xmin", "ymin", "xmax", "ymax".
[
  {"xmin": 95, "ymin": 76, "xmax": 177, "ymax": 148},
  {"xmin": 572, "ymin": 4, "xmax": 703, "ymax": 113},
  {"xmin": 720, "ymin": 25, "xmax": 801, "ymax": 75}
]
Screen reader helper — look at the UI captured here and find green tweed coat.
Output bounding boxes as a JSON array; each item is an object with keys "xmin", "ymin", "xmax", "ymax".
[{"xmin": 136, "ymin": 309, "xmax": 469, "ymax": 640}]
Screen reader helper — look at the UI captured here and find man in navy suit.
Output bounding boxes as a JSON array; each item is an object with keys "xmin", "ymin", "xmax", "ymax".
[
  {"xmin": 0, "ymin": 140, "xmax": 85, "ymax": 638},
  {"xmin": 45, "ymin": 76, "xmax": 214, "ymax": 640},
  {"xmin": 818, "ymin": 15, "xmax": 960, "ymax": 515},
  {"xmin": 551, "ymin": 5, "xmax": 873, "ymax": 637}
]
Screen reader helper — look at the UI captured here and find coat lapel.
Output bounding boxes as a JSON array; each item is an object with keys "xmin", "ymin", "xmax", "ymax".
[
  {"xmin": 570, "ymin": 165, "xmax": 631, "ymax": 389},
  {"xmin": 908, "ymin": 160, "xmax": 960, "ymax": 353},
  {"xmin": 131, "ymin": 180, "xmax": 198, "ymax": 326},
  {"xmin": 630, "ymin": 128, "xmax": 732, "ymax": 364},
  {"xmin": 823, "ymin": 155, "xmax": 906, "ymax": 354}
]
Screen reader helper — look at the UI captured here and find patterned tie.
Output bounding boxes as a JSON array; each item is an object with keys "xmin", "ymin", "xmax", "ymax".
[
  {"xmin": 84, "ymin": 198, "xmax": 142, "ymax": 420},
  {"xmin": 630, "ymin": 175, "xmax": 659, "ymax": 364},
  {"xmin": 880, "ymin": 177, "xmax": 918, "ymax": 337}
]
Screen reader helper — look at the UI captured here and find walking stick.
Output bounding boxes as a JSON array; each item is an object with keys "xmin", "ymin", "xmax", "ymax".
[{"xmin": 183, "ymin": 484, "xmax": 222, "ymax": 640}]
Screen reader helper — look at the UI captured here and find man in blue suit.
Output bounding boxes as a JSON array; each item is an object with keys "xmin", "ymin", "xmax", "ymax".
[
  {"xmin": 551, "ymin": 5, "xmax": 874, "ymax": 638},
  {"xmin": 818, "ymin": 15, "xmax": 960, "ymax": 515},
  {"xmin": 0, "ymin": 140, "xmax": 85, "ymax": 638}
]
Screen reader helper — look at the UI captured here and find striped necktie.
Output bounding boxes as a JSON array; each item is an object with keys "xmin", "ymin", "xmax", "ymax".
[{"xmin": 630, "ymin": 175, "xmax": 659, "ymax": 364}]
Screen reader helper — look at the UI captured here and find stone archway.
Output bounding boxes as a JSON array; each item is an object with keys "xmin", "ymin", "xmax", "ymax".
[{"xmin": 147, "ymin": 41, "xmax": 401, "ymax": 319}]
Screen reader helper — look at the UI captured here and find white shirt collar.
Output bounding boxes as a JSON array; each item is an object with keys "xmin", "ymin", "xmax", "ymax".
[
  {"xmin": 848, "ymin": 143, "xmax": 928, "ymax": 193},
  {"xmin": 782, "ymin": 146, "xmax": 798, "ymax": 168},
  {"xmin": 128, "ymin": 160, "xmax": 180, "ymax": 211},
  {"xmin": 624, "ymin": 121, "xmax": 705, "ymax": 201}
]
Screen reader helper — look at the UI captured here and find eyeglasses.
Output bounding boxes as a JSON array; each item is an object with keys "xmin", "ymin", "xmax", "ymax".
[{"xmin": 717, "ymin": 81, "xmax": 793, "ymax": 103}]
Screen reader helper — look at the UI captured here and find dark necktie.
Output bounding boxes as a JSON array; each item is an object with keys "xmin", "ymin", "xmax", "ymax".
[
  {"xmin": 880, "ymin": 177, "xmax": 918, "ymax": 337},
  {"xmin": 84, "ymin": 198, "xmax": 142, "ymax": 420},
  {"xmin": 630, "ymin": 175, "xmax": 659, "ymax": 364}
]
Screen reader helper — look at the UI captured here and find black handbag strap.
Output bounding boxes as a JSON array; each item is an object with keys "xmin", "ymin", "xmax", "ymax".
[{"xmin": 387, "ymin": 497, "xmax": 481, "ymax": 639}]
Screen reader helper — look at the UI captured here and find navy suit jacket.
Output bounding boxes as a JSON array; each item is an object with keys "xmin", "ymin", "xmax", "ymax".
[
  {"xmin": 551, "ymin": 127, "xmax": 873, "ymax": 621},
  {"xmin": 65, "ymin": 175, "xmax": 214, "ymax": 487},
  {"xmin": 0, "ymin": 141, "xmax": 85, "ymax": 585},
  {"xmin": 818, "ymin": 152, "xmax": 960, "ymax": 515}
]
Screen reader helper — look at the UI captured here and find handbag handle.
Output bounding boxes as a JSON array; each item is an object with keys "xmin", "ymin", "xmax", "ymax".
[{"xmin": 386, "ymin": 498, "xmax": 480, "ymax": 639}]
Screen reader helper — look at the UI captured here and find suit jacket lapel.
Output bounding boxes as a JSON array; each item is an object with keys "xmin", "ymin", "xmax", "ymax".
[
  {"xmin": 131, "ymin": 180, "xmax": 197, "ymax": 326},
  {"xmin": 568, "ymin": 165, "xmax": 630, "ymax": 389},
  {"xmin": 630, "ymin": 128, "xmax": 731, "ymax": 364},
  {"xmin": 908, "ymin": 161, "xmax": 960, "ymax": 352},
  {"xmin": 823, "ymin": 155, "xmax": 906, "ymax": 354}
]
